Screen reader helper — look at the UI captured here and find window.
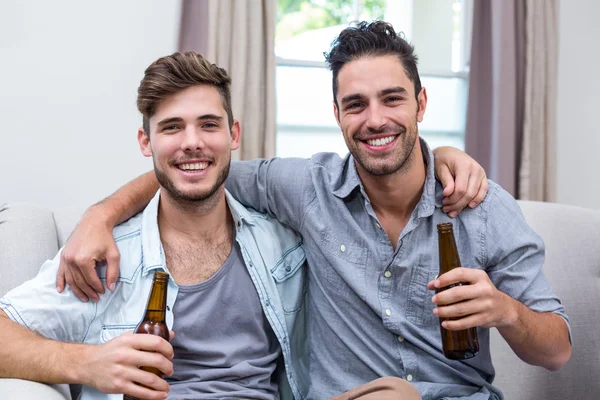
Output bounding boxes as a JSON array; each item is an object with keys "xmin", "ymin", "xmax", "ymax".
[{"xmin": 275, "ymin": 0, "xmax": 472, "ymax": 158}]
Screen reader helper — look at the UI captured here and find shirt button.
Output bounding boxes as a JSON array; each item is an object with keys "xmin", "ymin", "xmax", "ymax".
[
  {"xmin": 385, "ymin": 309, "xmax": 391, "ymax": 316},
  {"xmin": 340, "ymin": 245, "xmax": 346, "ymax": 253},
  {"xmin": 397, "ymin": 335, "xmax": 404, "ymax": 342},
  {"xmin": 384, "ymin": 270, "xmax": 392, "ymax": 278},
  {"xmin": 406, "ymin": 374, "xmax": 413, "ymax": 382},
  {"xmin": 375, "ymin": 222, "xmax": 382, "ymax": 229}
]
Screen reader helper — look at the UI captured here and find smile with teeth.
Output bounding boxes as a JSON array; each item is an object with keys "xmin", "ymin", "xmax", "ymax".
[
  {"xmin": 366, "ymin": 135, "xmax": 395, "ymax": 147},
  {"xmin": 178, "ymin": 162, "xmax": 209, "ymax": 171}
]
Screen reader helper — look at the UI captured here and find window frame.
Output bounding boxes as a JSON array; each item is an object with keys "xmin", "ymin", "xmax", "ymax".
[{"xmin": 275, "ymin": 0, "xmax": 472, "ymax": 155}]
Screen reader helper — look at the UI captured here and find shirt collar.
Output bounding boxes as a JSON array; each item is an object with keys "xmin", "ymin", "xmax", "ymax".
[
  {"xmin": 140, "ymin": 191, "xmax": 164, "ymax": 276},
  {"xmin": 139, "ymin": 189, "xmax": 254, "ymax": 276},
  {"xmin": 225, "ymin": 189, "xmax": 256, "ymax": 227},
  {"xmin": 331, "ymin": 153, "xmax": 364, "ymax": 199},
  {"xmin": 330, "ymin": 138, "xmax": 442, "ymax": 216}
]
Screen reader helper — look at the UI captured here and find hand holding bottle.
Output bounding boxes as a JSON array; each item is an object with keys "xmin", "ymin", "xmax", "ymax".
[
  {"xmin": 78, "ymin": 331, "xmax": 174, "ymax": 399},
  {"xmin": 428, "ymin": 267, "xmax": 518, "ymax": 331}
]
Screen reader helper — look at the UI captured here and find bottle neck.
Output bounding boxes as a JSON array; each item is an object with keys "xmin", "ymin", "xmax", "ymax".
[
  {"xmin": 438, "ymin": 229, "xmax": 461, "ymax": 275},
  {"xmin": 144, "ymin": 275, "xmax": 168, "ymax": 323}
]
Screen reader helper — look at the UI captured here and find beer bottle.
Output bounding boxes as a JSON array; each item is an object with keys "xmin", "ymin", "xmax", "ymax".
[
  {"xmin": 436, "ymin": 222, "xmax": 479, "ymax": 360},
  {"xmin": 123, "ymin": 270, "xmax": 170, "ymax": 400}
]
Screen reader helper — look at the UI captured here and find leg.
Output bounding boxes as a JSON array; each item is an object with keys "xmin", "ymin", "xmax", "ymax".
[{"xmin": 329, "ymin": 377, "xmax": 421, "ymax": 400}]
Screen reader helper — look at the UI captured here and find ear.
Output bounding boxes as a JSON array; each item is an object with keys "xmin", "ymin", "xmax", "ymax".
[
  {"xmin": 416, "ymin": 87, "xmax": 428, "ymax": 123},
  {"xmin": 137, "ymin": 127, "xmax": 152, "ymax": 157},
  {"xmin": 230, "ymin": 119, "xmax": 241, "ymax": 151},
  {"xmin": 333, "ymin": 101, "xmax": 341, "ymax": 127}
]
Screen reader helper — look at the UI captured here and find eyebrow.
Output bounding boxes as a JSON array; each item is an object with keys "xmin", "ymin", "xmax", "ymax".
[
  {"xmin": 156, "ymin": 117, "xmax": 184, "ymax": 127},
  {"xmin": 197, "ymin": 114, "xmax": 223, "ymax": 121},
  {"xmin": 340, "ymin": 86, "xmax": 408, "ymax": 106},
  {"xmin": 379, "ymin": 86, "xmax": 408, "ymax": 97},
  {"xmin": 156, "ymin": 114, "xmax": 223, "ymax": 127}
]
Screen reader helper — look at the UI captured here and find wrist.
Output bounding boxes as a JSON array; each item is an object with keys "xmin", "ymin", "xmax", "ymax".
[
  {"xmin": 62, "ymin": 343, "xmax": 92, "ymax": 385},
  {"xmin": 86, "ymin": 203, "xmax": 118, "ymax": 228},
  {"xmin": 499, "ymin": 293, "xmax": 522, "ymax": 329},
  {"xmin": 432, "ymin": 146, "xmax": 452, "ymax": 158}
]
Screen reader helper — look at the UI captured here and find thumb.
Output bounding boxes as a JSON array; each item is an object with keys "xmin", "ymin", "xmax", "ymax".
[
  {"xmin": 437, "ymin": 165, "xmax": 455, "ymax": 197},
  {"xmin": 56, "ymin": 265, "xmax": 66, "ymax": 293},
  {"xmin": 105, "ymin": 249, "xmax": 121, "ymax": 292}
]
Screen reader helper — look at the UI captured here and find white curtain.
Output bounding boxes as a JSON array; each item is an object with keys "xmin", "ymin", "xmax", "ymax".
[
  {"xmin": 207, "ymin": 0, "xmax": 277, "ymax": 161},
  {"xmin": 519, "ymin": 0, "xmax": 558, "ymax": 201}
]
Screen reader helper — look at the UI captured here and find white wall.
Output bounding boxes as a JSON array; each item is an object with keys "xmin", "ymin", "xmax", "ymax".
[
  {"xmin": 556, "ymin": 0, "xmax": 600, "ymax": 209},
  {"xmin": 0, "ymin": 0, "xmax": 181, "ymax": 209}
]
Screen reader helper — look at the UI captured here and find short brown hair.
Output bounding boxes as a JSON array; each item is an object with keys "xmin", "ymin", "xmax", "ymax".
[
  {"xmin": 324, "ymin": 21, "xmax": 421, "ymax": 108},
  {"xmin": 137, "ymin": 51, "xmax": 233, "ymax": 134}
]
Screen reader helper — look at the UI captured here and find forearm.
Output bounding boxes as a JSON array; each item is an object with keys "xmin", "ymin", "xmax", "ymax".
[
  {"xmin": 499, "ymin": 296, "xmax": 572, "ymax": 371},
  {"xmin": 0, "ymin": 313, "xmax": 86, "ymax": 384},
  {"xmin": 90, "ymin": 170, "xmax": 159, "ymax": 226}
]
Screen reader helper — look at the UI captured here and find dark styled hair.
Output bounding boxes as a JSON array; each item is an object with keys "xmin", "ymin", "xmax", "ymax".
[
  {"xmin": 324, "ymin": 21, "xmax": 422, "ymax": 107},
  {"xmin": 137, "ymin": 51, "xmax": 233, "ymax": 135}
]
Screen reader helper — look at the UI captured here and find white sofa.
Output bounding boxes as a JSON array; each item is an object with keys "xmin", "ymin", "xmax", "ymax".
[{"xmin": 1, "ymin": 201, "xmax": 599, "ymax": 399}]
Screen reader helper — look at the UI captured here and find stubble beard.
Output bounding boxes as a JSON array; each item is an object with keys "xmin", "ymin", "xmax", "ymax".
[
  {"xmin": 153, "ymin": 154, "xmax": 231, "ymax": 212},
  {"xmin": 350, "ymin": 121, "xmax": 419, "ymax": 177}
]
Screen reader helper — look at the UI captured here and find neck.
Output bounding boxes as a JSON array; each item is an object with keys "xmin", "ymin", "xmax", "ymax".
[
  {"xmin": 357, "ymin": 139, "xmax": 427, "ymax": 221},
  {"xmin": 157, "ymin": 186, "xmax": 232, "ymax": 242}
]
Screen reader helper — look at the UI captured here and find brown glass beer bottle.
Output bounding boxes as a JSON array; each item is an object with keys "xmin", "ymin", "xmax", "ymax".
[
  {"xmin": 123, "ymin": 271, "xmax": 170, "ymax": 400},
  {"xmin": 436, "ymin": 222, "xmax": 479, "ymax": 360}
]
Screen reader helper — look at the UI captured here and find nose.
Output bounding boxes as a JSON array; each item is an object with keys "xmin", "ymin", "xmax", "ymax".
[
  {"xmin": 180, "ymin": 126, "xmax": 205, "ymax": 152},
  {"xmin": 365, "ymin": 103, "xmax": 386, "ymax": 132}
]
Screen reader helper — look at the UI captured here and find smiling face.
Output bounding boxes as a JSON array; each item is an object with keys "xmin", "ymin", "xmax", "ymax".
[
  {"xmin": 138, "ymin": 84, "xmax": 240, "ymax": 204},
  {"xmin": 333, "ymin": 55, "xmax": 427, "ymax": 178}
]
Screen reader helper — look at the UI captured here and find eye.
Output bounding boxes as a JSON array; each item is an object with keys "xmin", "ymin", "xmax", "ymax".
[
  {"xmin": 346, "ymin": 102, "xmax": 364, "ymax": 110},
  {"xmin": 203, "ymin": 122, "xmax": 219, "ymax": 129},
  {"xmin": 163, "ymin": 125, "xmax": 180, "ymax": 131},
  {"xmin": 385, "ymin": 96, "xmax": 403, "ymax": 103}
]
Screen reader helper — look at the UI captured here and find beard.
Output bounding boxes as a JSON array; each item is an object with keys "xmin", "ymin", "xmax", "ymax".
[
  {"xmin": 348, "ymin": 120, "xmax": 418, "ymax": 177},
  {"xmin": 153, "ymin": 153, "xmax": 231, "ymax": 206}
]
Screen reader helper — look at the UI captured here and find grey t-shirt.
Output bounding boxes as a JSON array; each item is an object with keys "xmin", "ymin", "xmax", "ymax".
[{"xmin": 166, "ymin": 240, "xmax": 280, "ymax": 400}]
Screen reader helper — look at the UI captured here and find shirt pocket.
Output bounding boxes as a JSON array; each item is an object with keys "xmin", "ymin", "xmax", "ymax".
[
  {"xmin": 100, "ymin": 324, "xmax": 137, "ymax": 343},
  {"xmin": 320, "ymin": 232, "xmax": 368, "ymax": 298},
  {"xmin": 405, "ymin": 265, "xmax": 439, "ymax": 327},
  {"xmin": 271, "ymin": 243, "xmax": 308, "ymax": 314}
]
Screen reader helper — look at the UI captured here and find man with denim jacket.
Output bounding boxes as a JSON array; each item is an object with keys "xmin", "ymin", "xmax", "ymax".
[{"xmin": 0, "ymin": 52, "xmax": 309, "ymax": 400}]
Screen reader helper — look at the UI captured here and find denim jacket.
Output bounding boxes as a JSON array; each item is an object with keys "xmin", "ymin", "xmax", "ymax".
[{"xmin": 0, "ymin": 190, "xmax": 308, "ymax": 400}]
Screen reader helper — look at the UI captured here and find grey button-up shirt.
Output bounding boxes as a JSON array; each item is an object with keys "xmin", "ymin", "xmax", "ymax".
[{"xmin": 226, "ymin": 139, "xmax": 569, "ymax": 400}]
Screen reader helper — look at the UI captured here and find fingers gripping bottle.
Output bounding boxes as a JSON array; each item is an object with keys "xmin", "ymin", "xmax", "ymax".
[
  {"xmin": 123, "ymin": 271, "xmax": 170, "ymax": 400},
  {"xmin": 437, "ymin": 222, "xmax": 479, "ymax": 360}
]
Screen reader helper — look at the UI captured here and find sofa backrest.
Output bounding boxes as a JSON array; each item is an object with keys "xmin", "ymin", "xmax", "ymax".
[
  {"xmin": 0, "ymin": 203, "xmax": 82, "ymax": 297},
  {"xmin": 2, "ymin": 200, "xmax": 599, "ymax": 398},
  {"xmin": 492, "ymin": 200, "xmax": 600, "ymax": 399}
]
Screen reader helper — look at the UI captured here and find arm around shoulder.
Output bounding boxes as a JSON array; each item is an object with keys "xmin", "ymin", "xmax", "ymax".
[{"xmin": 226, "ymin": 158, "xmax": 313, "ymax": 229}]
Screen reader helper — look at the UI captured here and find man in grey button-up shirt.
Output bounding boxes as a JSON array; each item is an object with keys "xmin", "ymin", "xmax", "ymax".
[
  {"xmin": 229, "ymin": 22, "xmax": 571, "ymax": 399},
  {"xmin": 55, "ymin": 22, "xmax": 571, "ymax": 400}
]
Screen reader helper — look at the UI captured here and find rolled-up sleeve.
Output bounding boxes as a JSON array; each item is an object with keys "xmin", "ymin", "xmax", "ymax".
[
  {"xmin": 481, "ymin": 186, "xmax": 571, "ymax": 337},
  {"xmin": 0, "ymin": 250, "xmax": 96, "ymax": 343}
]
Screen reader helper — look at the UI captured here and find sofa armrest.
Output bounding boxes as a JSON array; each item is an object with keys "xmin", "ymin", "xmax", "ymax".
[{"xmin": 0, "ymin": 378, "xmax": 71, "ymax": 400}]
